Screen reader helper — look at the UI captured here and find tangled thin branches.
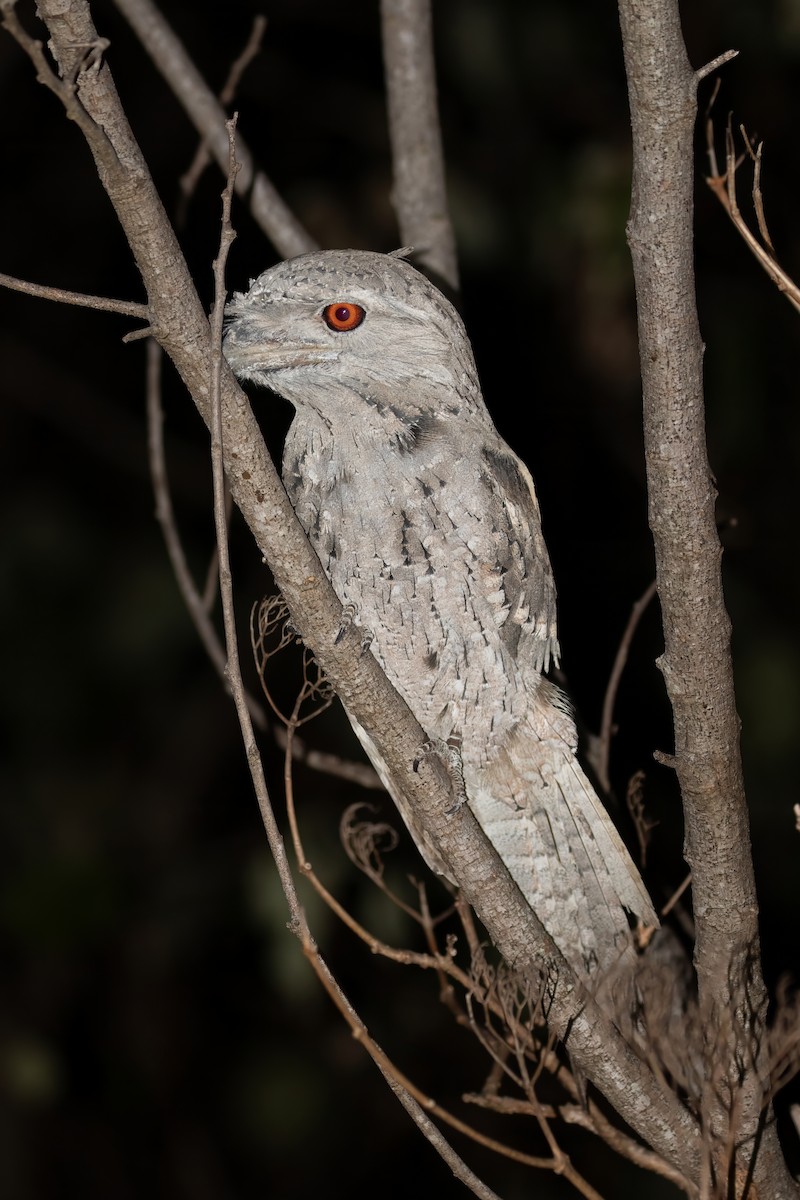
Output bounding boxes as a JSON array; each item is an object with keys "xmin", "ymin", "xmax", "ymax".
[{"xmin": 263, "ymin": 615, "xmax": 698, "ymax": 1197}]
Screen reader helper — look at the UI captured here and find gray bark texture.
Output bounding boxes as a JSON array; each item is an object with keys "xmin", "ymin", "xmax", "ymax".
[
  {"xmin": 618, "ymin": 0, "xmax": 796, "ymax": 1194},
  {"xmin": 380, "ymin": 0, "xmax": 459, "ymax": 291}
]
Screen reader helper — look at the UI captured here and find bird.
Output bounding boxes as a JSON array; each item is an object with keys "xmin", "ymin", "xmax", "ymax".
[{"xmin": 223, "ymin": 248, "xmax": 657, "ymax": 983}]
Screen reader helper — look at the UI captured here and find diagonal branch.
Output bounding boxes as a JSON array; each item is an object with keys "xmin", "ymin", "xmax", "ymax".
[
  {"xmin": 111, "ymin": 0, "xmax": 315, "ymax": 259},
  {"xmin": 207, "ymin": 125, "xmax": 506, "ymax": 1200},
  {"xmin": 177, "ymin": 14, "xmax": 268, "ymax": 223},
  {"xmin": 8, "ymin": 0, "xmax": 702, "ymax": 1178}
]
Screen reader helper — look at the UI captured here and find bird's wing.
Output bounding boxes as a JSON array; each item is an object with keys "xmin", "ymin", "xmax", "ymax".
[{"xmin": 478, "ymin": 442, "xmax": 560, "ymax": 674}]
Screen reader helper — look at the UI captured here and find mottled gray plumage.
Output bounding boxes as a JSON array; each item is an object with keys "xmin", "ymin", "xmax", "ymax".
[{"xmin": 224, "ymin": 249, "xmax": 657, "ymax": 981}]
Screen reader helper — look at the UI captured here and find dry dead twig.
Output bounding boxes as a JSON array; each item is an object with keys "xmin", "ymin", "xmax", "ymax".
[
  {"xmin": 177, "ymin": 14, "xmax": 268, "ymax": 224},
  {"xmin": 596, "ymin": 579, "xmax": 658, "ymax": 795},
  {"xmin": 111, "ymin": 0, "xmax": 315, "ymax": 258},
  {"xmin": 705, "ymin": 103, "xmax": 800, "ymax": 316}
]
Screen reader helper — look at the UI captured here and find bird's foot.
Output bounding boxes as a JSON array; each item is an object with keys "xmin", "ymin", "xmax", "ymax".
[
  {"xmin": 335, "ymin": 603, "xmax": 374, "ymax": 656},
  {"xmin": 334, "ymin": 603, "xmax": 357, "ymax": 644},
  {"xmin": 414, "ymin": 736, "xmax": 468, "ymax": 814},
  {"xmin": 359, "ymin": 630, "xmax": 375, "ymax": 656}
]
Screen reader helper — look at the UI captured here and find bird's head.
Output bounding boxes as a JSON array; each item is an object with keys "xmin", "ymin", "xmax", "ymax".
[{"xmin": 223, "ymin": 249, "xmax": 483, "ymax": 425}]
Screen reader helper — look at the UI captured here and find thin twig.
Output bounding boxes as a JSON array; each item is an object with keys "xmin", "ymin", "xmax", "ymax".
[
  {"xmin": 177, "ymin": 15, "xmax": 268, "ymax": 222},
  {"xmin": 415, "ymin": 882, "xmax": 468, "ymax": 1023},
  {"xmin": 704, "ymin": 113, "xmax": 800, "ymax": 316},
  {"xmin": 751, "ymin": 139, "xmax": 775, "ymax": 254},
  {"xmin": 565, "ymin": 1105, "xmax": 699, "ymax": 1198},
  {"xmin": 379, "ymin": 1079, "xmax": 505, "ymax": 1200},
  {"xmin": 597, "ymin": 579, "xmax": 658, "ymax": 794},
  {"xmin": 206, "ymin": 119, "xmax": 305, "ymax": 935},
  {"xmin": 273, "ymin": 726, "xmax": 382, "ymax": 789},
  {"xmin": 111, "ymin": 0, "xmax": 315, "ymax": 258},
  {"xmin": 282, "ymin": 698, "xmax": 482, "ymax": 974},
  {"xmin": 250, "ymin": 599, "xmax": 385, "ymax": 785},
  {"xmin": 167, "ymin": 9, "xmax": 257, "ymax": 631},
  {"xmin": 661, "ymin": 871, "xmax": 693, "ymax": 919},
  {"xmin": 514, "ymin": 1049, "xmax": 606, "ymax": 1200},
  {"xmin": 200, "ymin": 503, "xmax": 226, "ymax": 614},
  {"xmin": 145, "ymin": 338, "xmax": 268, "ymax": 731},
  {"xmin": 0, "ymin": 1, "xmax": 115, "ymax": 159},
  {"xmin": 470, "ymin": 1064, "xmax": 698, "ymax": 1197},
  {"xmin": 694, "ymin": 49, "xmax": 738, "ymax": 84},
  {"xmin": 0, "ymin": 269, "xmax": 149, "ymax": 321}
]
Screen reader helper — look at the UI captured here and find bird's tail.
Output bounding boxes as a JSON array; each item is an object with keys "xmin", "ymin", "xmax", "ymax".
[{"xmin": 468, "ymin": 693, "xmax": 658, "ymax": 984}]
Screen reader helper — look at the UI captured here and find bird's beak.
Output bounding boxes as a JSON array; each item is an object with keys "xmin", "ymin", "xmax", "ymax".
[{"xmin": 223, "ymin": 315, "xmax": 335, "ymax": 377}]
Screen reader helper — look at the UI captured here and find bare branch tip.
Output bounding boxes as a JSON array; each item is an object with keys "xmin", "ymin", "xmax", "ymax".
[
  {"xmin": 122, "ymin": 326, "xmax": 153, "ymax": 343},
  {"xmin": 696, "ymin": 49, "xmax": 739, "ymax": 84}
]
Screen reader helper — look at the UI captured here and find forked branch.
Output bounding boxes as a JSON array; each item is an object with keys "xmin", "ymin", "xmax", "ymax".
[{"xmin": 705, "ymin": 106, "xmax": 800, "ymax": 316}]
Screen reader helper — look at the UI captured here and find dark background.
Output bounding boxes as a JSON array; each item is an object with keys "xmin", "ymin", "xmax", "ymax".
[{"xmin": 1, "ymin": 1, "xmax": 799, "ymax": 1197}]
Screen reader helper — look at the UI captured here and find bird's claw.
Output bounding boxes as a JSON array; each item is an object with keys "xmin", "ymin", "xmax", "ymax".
[
  {"xmin": 334, "ymin": 603, "xmax": 357, "ymax": 645},
  {"xmin": 359, "ymin": 630, "xmax": 374, "ymax": 657},
  {"xmin": 414, "ymin": 737, "xmax": 467, "ymax": 814},
  {"xmin": 335, "ymin": 603, "xmax": 374, "ymax": 655}
]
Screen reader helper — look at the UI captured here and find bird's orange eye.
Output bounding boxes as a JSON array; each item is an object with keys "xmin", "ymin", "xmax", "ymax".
[{"xmin": 322, "ymin": 302, "xmax": 365, "ymax": 332}]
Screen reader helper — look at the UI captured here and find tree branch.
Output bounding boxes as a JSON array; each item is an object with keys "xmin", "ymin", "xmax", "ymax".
[
  {"xmin": 110, "ymin": 0, "xmax": 315, "ymax": 259},
  {"xmin": 617, "ymin": 1, "xmax": 795, "ymax": 1193},
  {"xmin": 596, "ymin": 578, "xmax": 657, "ymax": 795},
  {"xmin": 0, "ymin": 269, "xmax": 148, "ymax": 319},
  {"xmin": 177, "ymin": 14, "xmax": 268, "ymax": 222},
  {"xmin": 380, "ymin": 0, "xmax": 459, "ymax": 292},
  {"xmin": 705, "ymin": 115, "xmax": 800, "ymax": 317},
  {"xmin": 8, "ymin": 0, "xmax": 702, "ymax": 1179},
  {"xmin": 145, "ymin": 338, "xmax": 268, "ymax": 732},
  {"xmin": 206, "ymin": 132, "xmax": 508, "ymax": 1200}
]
